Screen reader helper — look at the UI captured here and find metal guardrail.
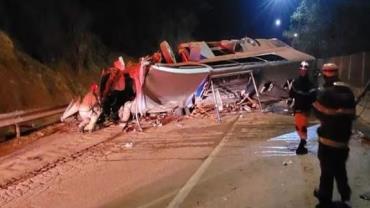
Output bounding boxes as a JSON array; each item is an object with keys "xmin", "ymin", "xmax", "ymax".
[{"xmin": 0, "ymin": 104, "xmax": 68, "ymax": 138}]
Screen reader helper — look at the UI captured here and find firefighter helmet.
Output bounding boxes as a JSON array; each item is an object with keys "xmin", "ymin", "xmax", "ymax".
[
  {"xmin": 322, "ymin": 63, "xmax": 338, "ymax": 77},
  {"xmin": 299, "ymin": 61, "xmax": 309, "ymax": 70}
]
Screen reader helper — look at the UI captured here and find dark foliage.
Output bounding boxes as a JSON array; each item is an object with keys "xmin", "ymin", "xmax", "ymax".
[
  {"xmin": 0, "ymin": 0, "xmax": 212, "ymax": 65},
  {"xmin": 284, "ymin": 0, "xmax": 370, "ymax": 58}
]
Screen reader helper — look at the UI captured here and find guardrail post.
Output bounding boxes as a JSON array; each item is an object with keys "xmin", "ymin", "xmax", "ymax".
[
  {"xmin": 15, "ymin": 124, "xmax": 21, "ymax": 138},
  {"xmin": 1, "ymin": 105, "xmax": 68, "ymax": 139}
]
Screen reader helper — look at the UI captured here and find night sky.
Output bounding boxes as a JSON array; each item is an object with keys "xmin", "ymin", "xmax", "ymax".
[
  {"xmin": 0, "ymin": 0, "xmax": 299, "ymax": 59},
  {"xmin": 197, "ymin": 0, "xmax": 300, "ymax": 40}
]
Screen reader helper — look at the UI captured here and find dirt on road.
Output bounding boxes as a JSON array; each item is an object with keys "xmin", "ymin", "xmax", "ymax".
[{"xmin": 0, "ymin": 112, "xmax": 369, "ymax": 208}]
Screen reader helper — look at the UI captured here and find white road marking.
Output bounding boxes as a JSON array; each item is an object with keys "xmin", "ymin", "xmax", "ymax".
[
  {"xmin": 166, "ymin": 117, "xmax": 239, "ymax": 208},
  {"xmin": 269, "ymin": 124, "xmax": 319, "ymax": 141},
  {"xmin": 137, "ymin": 191, "xmax": 176, "ymax": 208}
]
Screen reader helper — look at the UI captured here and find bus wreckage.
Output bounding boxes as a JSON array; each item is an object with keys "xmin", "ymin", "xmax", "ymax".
[
  {"xmin": 140, "ymin": 37, "xmax": 314, "ymax": 116},
  {"xmin": 62, "ymin": 36, "xmax": 315, "ymax": 129}
]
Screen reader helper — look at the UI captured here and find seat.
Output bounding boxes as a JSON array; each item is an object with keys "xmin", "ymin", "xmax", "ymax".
[{"xmin": 160, "ymin": 41, "xmax": 177, "ymax": 64}]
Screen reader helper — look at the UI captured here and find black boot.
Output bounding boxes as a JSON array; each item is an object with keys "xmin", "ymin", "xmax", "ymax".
[
  {"xmin": 315, "ymin": 202, "xmax": 334, "ymax": 208},
  {"xmin": 332, "ymin": 201, "xmax": 352, "ymax": 208},
  {"xmin": 296, "ymin": 139, "xmax": 308, "ymax": 155},
  {"xmin": 314, "ymin": 189, "xmax": 334, "ymax": 208}
]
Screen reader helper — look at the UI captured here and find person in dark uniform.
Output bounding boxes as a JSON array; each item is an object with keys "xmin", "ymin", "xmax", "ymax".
[
  {"xmin": 289, "ymin": 61, "xmax": 316, "ymax": 155},
  {"xmin": 312, "ymin": 63, "xmax": 356, "ymax": 208},
  {"xmin": 100, "ymin": 57, "xmax": 127, "ymax": 123}
]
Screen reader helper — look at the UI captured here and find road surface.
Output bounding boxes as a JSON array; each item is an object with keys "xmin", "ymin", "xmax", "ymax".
[{"xmin": 0, "ymin": 112, "xmax": 369, "ymax": 208}]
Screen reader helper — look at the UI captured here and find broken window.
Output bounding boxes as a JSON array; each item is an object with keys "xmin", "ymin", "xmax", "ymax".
[
  {"xmin": 207, "ymin": 60, "xmax": 238, "ymax": 68},
  {"xmin": 206, "ymin": 42, "xmax": 235, "ymax": 56},
  {"xmin": 257, "ymin": 54, "xmax": 286, "ymax": 62},
  {"xmin": 212, "ymin": 48, "xmax": 234, "ymax": 56},
  {"xmin": 233, "ymin": 57, "xmax": 265, "ymax": 64},
  {"xmin": 207, "ymin": 57, "xmax": 264, "ymax": 68}
]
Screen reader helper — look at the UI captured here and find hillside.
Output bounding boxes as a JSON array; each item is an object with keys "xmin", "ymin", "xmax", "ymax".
[{"xmin": 0, "ymin": 31, "xmax": 100, "ymax": 113}]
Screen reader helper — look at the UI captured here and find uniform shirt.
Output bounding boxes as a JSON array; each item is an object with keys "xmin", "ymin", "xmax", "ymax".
[
  {"xmin": 111, "ymin": 70, "xmax": 125, "ymax": 91},
  {"xmin": 102, "ymin": 67, "xmax": 126, "ymax": 98},
  {"xmin": 289, "ymin": 76, "xmax": 316, "ymax": 112},
  {"xmin": 313, "ymin": 82, "xmax": 356, "ymax": 143}
]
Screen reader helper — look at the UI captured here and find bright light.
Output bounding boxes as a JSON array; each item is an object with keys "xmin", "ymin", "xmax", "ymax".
[
  {"xmin": 293, "ymin": 33, "xmax": 298, "ymax": 37},
  {"xmin": 275, "ymin": 19, "xmax": 281, "ymax": 27},
  {"xmin": 258, "ymin": 0, "xmax": 298, "ymax": 12}
]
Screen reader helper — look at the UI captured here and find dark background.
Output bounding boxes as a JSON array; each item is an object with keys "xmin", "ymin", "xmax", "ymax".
[
  {"xmin": 0, "ymin": 0, "xmax": 298, "ymax": 59},
  {"xmin": 0, "ymin": 0, "xmax": 369, "ymax": 63}
]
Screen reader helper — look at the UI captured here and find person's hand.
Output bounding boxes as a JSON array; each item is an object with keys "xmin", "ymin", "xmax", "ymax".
[{"xmin": 286, "ymin": 98, "xmax": 294, "ymax": 108}]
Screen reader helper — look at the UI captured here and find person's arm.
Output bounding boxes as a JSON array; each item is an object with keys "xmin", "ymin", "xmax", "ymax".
[
  {"xmin": 102, "ymin": 69, "xmax": 117, "ymax": 99},
  {"xmin": 289, "ymin": 79, "xmax": 296, "ymax": 98},
  {"xmin": 313, "ymin": 88, "xmax": 356, "ymax": 121}
]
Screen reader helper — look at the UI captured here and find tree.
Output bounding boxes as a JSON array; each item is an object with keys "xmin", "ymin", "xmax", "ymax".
[{"xmin": 284, "ymin": 0, "xmax": 370, "ymax": 58}]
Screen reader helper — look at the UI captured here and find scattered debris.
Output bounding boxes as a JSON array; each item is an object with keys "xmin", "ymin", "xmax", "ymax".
[
  {"xmin": 351, "ymin": 130, "xmax": 370, "ymax": 145},
  {"xmin": 283, "ymin": 160, "xmax": 293, "ymax": 166},
  {"xmin": 123, "ymin": 122, "xmax": 137, "ymax": 133},
  {"xmin": 175, "ymin": 123, "xmax": 184, "ymax": 128},
  {"xmin": 191, "ymin": 104, "xmax": 214, "ymax": 118},
  {"xmin": 354, "ymin": 130, "xmax": 365, "ymax": 139},
  {"xmin": 123, "ymin": 142, "xmax": 134, "ymax": 149},
  {"xmin": 35, "ymin": 132, "xmax": 45, "ymax": 137},
  {"xmin": 119, "ymin": 122, "xmax": 127, "ymax": 128},
  {"xmin": 360, "ymin": 191, "xmax": 370, "ymax": 200}
]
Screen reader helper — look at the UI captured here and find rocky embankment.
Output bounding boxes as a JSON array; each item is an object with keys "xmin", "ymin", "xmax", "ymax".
[{"xmin": 0, "ymin": 31, "xmax": 100, "ymax": 113}]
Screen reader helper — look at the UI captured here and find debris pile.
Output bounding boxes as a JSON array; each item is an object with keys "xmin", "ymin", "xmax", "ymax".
[
  {"xmin": 59, "ymin": 35, "xmax": 312, "ymax": 133},
  {"xmin": 191, "ymin": 104, "xmax": 215, "ymax": 118}
]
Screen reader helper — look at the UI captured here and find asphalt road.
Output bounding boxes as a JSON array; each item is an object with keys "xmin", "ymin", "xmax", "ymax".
[{"xmin": 0, "ymin": 112, "xmax": 369, "ymax": 208}]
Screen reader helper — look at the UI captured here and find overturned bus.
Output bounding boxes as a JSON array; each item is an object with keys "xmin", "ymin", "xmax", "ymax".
[
  {"xmin": 61, "ymin": 36, "xmax": 315, "ymax": 127},
  {"xmin": 139, "ymin": 36, "xmax": 315, "ymax": 115}
]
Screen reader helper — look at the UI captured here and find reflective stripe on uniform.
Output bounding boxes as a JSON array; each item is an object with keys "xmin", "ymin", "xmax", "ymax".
[
  {"xmin": 333, "ymin": 81, "xmax": 351, "ymax": 88},
  {"xmin": 291, "ymin": 80, "xmax": 316, "ymax": 96},
  {"xmin": 291, "ymin": 85, "xmax": 311, "ymax": 95},
  {"xmin": 319, "ymin": 137, "xmax": 348, "ymax": 149},
  {"xmin": 312, "ymin": 101, "xmax": 355, "ymax": 116}
]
